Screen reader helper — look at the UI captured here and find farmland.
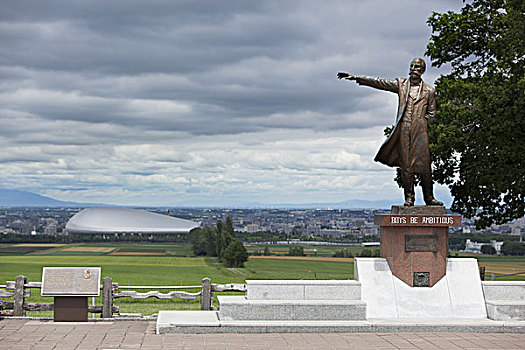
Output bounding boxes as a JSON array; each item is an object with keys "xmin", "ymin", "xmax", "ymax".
[
  {"xmin": 0, "ymin": 243, "xmax": 355, "ymax": 316},
  {"xmin": 1, "ymin": 242, "xmax": 525, "ymax": 316}
]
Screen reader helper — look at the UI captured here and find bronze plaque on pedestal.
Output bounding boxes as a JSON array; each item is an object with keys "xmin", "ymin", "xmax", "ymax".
[
  {"xmin": 42, "ymin": 267, "xmax": 100, "ymax": 322},
  {"xmin": 405, "ymin": 234, "xmax": 438, "ymax": 252},
  {"xmin": 413, "ymin": 272, "xmax": 431, "ymax": 287},
  {"xmin": 41, "ymin": 267, "xmax": 100, "ymax": 297}
]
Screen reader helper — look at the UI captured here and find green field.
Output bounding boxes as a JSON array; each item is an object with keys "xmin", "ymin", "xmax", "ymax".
[
  {"xmin": 245, "ymin": 243, "xmax": 366, "ymax": 257},
  {"xmin": 0, "ymin": 250, "xmax": 354, "ymax": 317},
  {"xmin": 0, "ymin": 242, "xmax": 363, "ymax": 257},
  {"xmin": 2, "ymin": 242, "xmax": 525, "ymax": 317}
]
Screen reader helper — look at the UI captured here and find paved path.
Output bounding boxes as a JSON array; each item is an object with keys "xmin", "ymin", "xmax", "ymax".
[{"xmin": 1, "ymin": 319, "xmax": 525, "ymax": 349}]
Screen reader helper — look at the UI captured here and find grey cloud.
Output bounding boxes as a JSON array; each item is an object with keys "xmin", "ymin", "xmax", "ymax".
[{"xmin": 0, "ymin": 0, "xmax": 461, "ymax": 205}]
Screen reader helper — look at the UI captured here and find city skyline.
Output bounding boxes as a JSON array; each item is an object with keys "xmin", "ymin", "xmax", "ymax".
[{"xmin": 1, "ymin": 0, "xmax": 461, "ymax": 207}]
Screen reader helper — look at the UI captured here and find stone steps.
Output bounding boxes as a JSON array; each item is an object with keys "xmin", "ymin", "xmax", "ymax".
[
  {"xmin": 156, "ymin": 310, "xmax": 525, "ymax": 334},
  {"xmin": 246, "ymin": 279, "xmax": 361, "ymax": 300},
  {"xmin": 483, "ymin": 282, "xmax": 525, "ymax": 320},
  {"xmin": 486, "ymin": 301, "xmax": 525, "ymax": 321},
  {"xmin": 217, "ymin": 296, "xmax": 367, "ymax": 321}
]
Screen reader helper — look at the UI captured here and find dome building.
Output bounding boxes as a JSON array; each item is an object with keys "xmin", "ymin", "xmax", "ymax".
[{"xmin": 65, "ymin": 207, "xmax": 199, "ymax": 234}]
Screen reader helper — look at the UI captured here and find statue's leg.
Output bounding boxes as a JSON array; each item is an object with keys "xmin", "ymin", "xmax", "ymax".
[
  {"xmin": 402, "ymin": 170, "xmax": 415, "ymax": 206},
  {"xmin": 398, "ymin": 121, "xmax": 414, "ymax": 206},
  {"xmin": 421, "ymin": 172, "xmax": 443, "ymax": 206}
]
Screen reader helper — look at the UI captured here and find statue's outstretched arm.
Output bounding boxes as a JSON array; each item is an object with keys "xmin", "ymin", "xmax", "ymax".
[
  {"xmin": 354, "ymin": 76, "xmax": 399, "ymax": 93},
  {"xmin": 338, "ymin": 72, "xmax": 398, "ymax": 93}
]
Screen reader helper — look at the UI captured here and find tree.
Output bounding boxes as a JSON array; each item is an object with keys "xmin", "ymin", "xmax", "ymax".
[
  {"xmin": 288, "ymin": 246, "xmax": 305, "ymax": 256},
  {"xmin": 263, "ymin": 246, "xmax": 271, "ymax": 256},
  {"xmin": 480, "ymin": 244, "xmax": 497, "ymax": 255},
  {"xmin": 425, "ymin": 0, "xmax": 525, "ymax": 228},
  {"xmin": 222, "ymin": 240, "xmax": 249, "ymax": 268},
  {"xmin": 189, "ymin": 226, "xmax": 217, "ymax": 256},
  {"xmin": 501, "ymin": 242, "xmax": 525, "ymax": 256},
  {"xmin": 359, "ymin": 248, "xmax": 372, "ymax": 257}
]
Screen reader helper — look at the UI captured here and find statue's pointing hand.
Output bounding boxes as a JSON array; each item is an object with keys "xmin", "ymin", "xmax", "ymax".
[{"xmin": 337, "ymin": 72, "xmax": 356, "ymax": 80}]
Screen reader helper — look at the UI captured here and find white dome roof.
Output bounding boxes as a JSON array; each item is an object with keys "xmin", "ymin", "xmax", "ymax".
[{"xmin": 66, "ymin": 207, "xmax": 199, "ymax": 234}]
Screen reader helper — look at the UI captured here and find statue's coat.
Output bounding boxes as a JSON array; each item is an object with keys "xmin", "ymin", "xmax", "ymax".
[{"xmin": 355, "ymin": 76, "xmax": 436, "ymax": 173}]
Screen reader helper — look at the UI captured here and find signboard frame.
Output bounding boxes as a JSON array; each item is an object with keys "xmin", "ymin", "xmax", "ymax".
[{"xmin": 41, "ymin": 267, "xmax": 101, "ymax": 297}]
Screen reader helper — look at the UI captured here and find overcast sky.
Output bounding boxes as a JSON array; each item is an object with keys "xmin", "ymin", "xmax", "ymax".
[{"xmin": 0, "ymin": 0, "xmax": 463, "ymax": 207}]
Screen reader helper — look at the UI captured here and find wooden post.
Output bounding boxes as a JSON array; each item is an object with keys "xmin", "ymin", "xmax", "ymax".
[
  {"xmin": 200, "ymin": 278, "xmax": 212, "ymax": 310},
  {"xmin": 480, "ymin": 266, "xmax": 486, "ymax": 281},
  {"xmin": 102, "ymin": 277, "xmax": 113, "ymax": 318},
  {"xmin": 13, "ymin": 275, "xmax": 27, "ymax": 316}
]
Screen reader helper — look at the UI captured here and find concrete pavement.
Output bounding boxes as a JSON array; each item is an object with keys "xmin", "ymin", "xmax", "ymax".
[{"xmin": 2, "ymin": 319, "xmax": 525, "ymax": 349}]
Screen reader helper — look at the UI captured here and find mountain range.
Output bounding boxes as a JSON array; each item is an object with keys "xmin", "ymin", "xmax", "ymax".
[
  {"xmin": 0, "ymin": 189, "xmax": 85, "ymax": 207},
  {"xmin": 0, "ymin": 188, "xmax": 399, "ymax": 209}
]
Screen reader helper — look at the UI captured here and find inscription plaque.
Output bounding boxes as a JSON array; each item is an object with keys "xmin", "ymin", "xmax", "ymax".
[
  {"xmin": 41, "ymin": 267, "xmax": 100, "ymax": 297},
  {"xmin": 405, "ymin": 234, "xmax": 438, "ymax": 252},
  {"xmin": 413, "ymin": 272, "xmax": 430, "ymax": 287}
]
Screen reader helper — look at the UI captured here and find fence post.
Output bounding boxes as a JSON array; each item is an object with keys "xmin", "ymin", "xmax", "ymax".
[
  {"xmin": 102, "ymin": 277, "xmax": 113, "ymax": 318},
  {"xmin": 13, "ymin": 275, "xmax": 27, "ymax": 316},
  {"xmin": 201, "ymin": 278, "xmax": 212, "ymax": 310}
]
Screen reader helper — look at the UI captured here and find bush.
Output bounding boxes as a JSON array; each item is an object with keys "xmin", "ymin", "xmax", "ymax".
[
  {"xmin": 333, "ymin": 249, "xmax": 353, "ymax": 258},
  {"xmin": 480, "ymin": 244, "xmax": 497, "ymax": 255},
  {"xmin": 501, "ymin": 242, "xmax": 525, "ymax": 256},
  {"xmin": 360, "ymin": 248, "xmax": 372, "ymax": 257},
  {"xmin": 288, "ymin": 246, "xmax": 305, "ymax": 256}
]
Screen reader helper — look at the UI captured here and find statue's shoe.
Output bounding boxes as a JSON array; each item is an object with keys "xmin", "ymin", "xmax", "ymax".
[{"xmin": 425, "ymin": 198, "xmax": 443, "ymax": 206}]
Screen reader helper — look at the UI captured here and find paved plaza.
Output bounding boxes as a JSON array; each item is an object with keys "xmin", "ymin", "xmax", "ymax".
[{"xmin": 1, "ymin": 319, "xmax": 525, "ymax": 349}]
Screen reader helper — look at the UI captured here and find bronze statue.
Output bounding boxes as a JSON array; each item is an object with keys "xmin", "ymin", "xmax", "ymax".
[{"xmin": 338, "ymin": 58, "xmax": 443, "ymax": 206}]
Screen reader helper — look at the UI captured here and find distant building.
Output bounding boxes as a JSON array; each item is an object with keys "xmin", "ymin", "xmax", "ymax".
[
  {"xmin": 305, "ymin": 225, "xmax": 321, "ymax": 236},
  {"xmin": 362, "ymin": 227, "xmax": 378, "ymax": 236},
  {"xmin": 244, "ymin": 224, "xmax": 259, "ymax": 233},
  {"xmin": 320, "ymin": 229, "xmax": 341, "ymax": 238},
  {"xmin": 464, "ymin": 239, "xmax": 503, "ymax": 254},
  {"xmin": 510, "ymin": 224, "xmax": 523, "ymax": 236},
  {"xmin": 354, "ymin": 219, "xmax": 365, "ymax": 228},
  {"xmin": 66, "ymin": 207, "xmax": 199, "ymax": 234},
  {"xmin": 44, "ymin": 222, "xmax": 57, "ymax": 235}
]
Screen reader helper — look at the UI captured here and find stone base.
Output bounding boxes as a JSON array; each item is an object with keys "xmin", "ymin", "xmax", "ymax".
[
  {"xmin": 218, "ymin": 280, "xmax": 366, "ymax": 321},
  {"xmin": 217, "ymin": 296, "xmax": 366, "ymax": 321},
  {"xmin": 377, "ymin": 205, "xmax": 452, "ymax": 287},
  {"xmin": 482, "ymin": 281, "xmax": 525, "ymax": 320},
  {"xmin": 156, "ymin": 311, "xmax": 525, "ymax": 334},
  {"xmin": 391, "ymin": 205, "xmax": 446, "ymax": 215},
  {"xmin": 246, "ymin": 280, "xmax": 361, "ymax": 300},
  {"xmin": 354, "ymin": 257, "xmax": 487, "ymax": 319},
  {"xmin": 380, "ymin": 226, "xmax": 448, "ymax": 287}
]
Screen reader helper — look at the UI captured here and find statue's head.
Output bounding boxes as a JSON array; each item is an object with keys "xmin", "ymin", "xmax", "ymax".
[{"xmin": 409, "ymin": 58, "xmax": 426, "ymax": 78}]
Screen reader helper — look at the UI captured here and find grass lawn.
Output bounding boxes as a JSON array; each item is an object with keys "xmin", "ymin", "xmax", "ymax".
[{"xmin": 0, "ymin": 254, "xmax": 354, "ymax": 317}]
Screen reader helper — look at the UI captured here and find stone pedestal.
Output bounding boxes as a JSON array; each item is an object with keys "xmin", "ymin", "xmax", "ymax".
[
  {"xmin": 53, "ymin": 296, "xmax": 88, "ymax": 322},
  {"xmin": 374, "ymin": 206, "xmax": 461, "ymax": 287}
]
